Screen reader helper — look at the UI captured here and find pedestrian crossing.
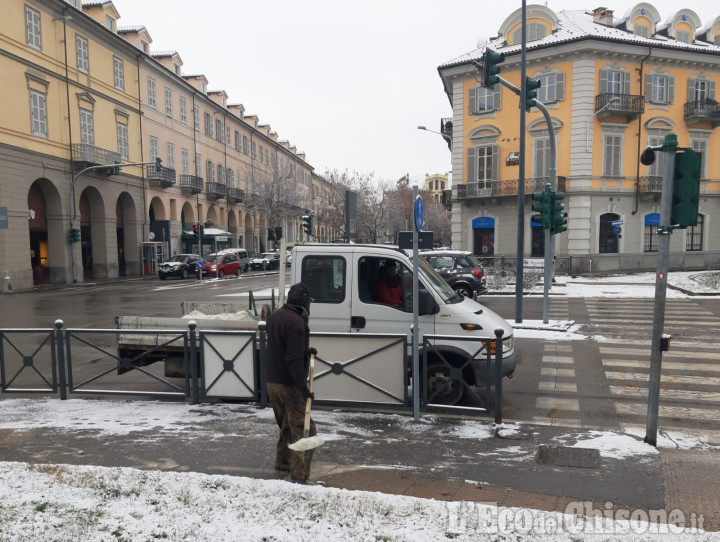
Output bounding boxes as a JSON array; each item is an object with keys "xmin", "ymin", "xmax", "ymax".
[{"xmin": 529, "ymin": 298, "xmax": 720, "ymax": 443}]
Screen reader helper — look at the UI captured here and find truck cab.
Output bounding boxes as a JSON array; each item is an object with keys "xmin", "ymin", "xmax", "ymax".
[{"xmin": 292, "ymin": 243, "xmax": 517, "ymax": 404}]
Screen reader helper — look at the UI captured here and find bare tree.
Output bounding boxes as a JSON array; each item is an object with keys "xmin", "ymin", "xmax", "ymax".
[{"xmin": 246, "ymin": 158, "xmax": 304, "ymax": 229}]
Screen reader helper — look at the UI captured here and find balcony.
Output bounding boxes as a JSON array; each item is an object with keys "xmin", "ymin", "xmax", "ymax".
[
  {"xmin": 227, "ymin": 187, "xmax": 245, "ymax": 204},
  {"xmin": 440, "ymin": 117, "xmax": 453, "ymax": 151},
  {"xmin": 684, "ymin": 100, "xmax": 720, "ymax": 126},
  {"xmin": 179, "ymin": 175, "xmax": 203, "ymax": 195},
  {"xmin": 455, "ymin": 177, "xmax": 566, "ymax": 200},
  {"xmin": 146, "ymin": 165, "xmax": 176, "ymax": 188},
  {"xmin": 595, "ymin": 93, "xmax": 644, "ymax": 121},
  {"xmin": 638, "ymin": 176, "xmax": 663, "ymax": 193},
  {"xmin": 205, "ymin": 182, "xmax": 226, "ymax": 200},
  {"xmin": 71, "ymin": 143, "xmax": 120, "ymax": 171}
]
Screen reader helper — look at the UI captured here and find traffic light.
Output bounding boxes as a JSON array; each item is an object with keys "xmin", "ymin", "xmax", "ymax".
[
  {"xmin": 550, "ymin": 192, "xmax": 568, "ymax": 234},
  {"xmin": 113, "ymin": 161, "xmax": 121, "ymax": 175},
  {"xmin": 155, "ymin": 157, "xmax": 163, "ymax": 172},
  {"xmin": 482, "ymin": 48, "xmax": 505, "ymax": 88},
  {"xmin": 267, "ymin": 228, "xmax": 276, "ymax": 241},
  {"xmin": 69, "ymin": 228, "xmax": 80, "ymax": 243},
  {"xmin": 193, "ymin": 223, "xmax": 204, "ymax": 238},
  {"xmin": 671, "ymin": 148, "xmax": 701, "ymax": 228},
  {"xmin": 302, "ymin": 211, "xmax": 315, "ymax": 237},
  {"xmin": 275, "ymin": 226, "xmax": 283, "ymax": 240},
  {"xmin": 531, "ymin": 186, "xmax": 552, "ymax": 228},
  {"xmin": 525, "ymin": 77, "xmax": 541, "ymax": 111}
]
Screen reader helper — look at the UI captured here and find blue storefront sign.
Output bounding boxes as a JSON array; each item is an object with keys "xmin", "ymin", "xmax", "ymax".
[
  {"xmin": 645, "ymin": 213, "xmax": 660, "ymax": 226},
  {"xmin": 472, "ymin": 217, "xmax": 495, "ymax": 229}
]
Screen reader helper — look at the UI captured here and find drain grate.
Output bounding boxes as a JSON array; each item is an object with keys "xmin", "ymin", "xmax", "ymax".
[{"xmin": 536, "ymin": 445, "xmax": 601, "ymax": 469}]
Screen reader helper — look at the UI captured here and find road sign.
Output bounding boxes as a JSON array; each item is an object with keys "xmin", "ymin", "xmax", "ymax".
[
  {"xmin": 611, "ymin": 220, "xmax": 624, "ymax": 226},
  {"xmin": 612, "ymin": 225, "xmax": 621, "ymax": 234},
  {"xmin": 414, "ymin": 196, "xmax": 424, "ymax": 232}
]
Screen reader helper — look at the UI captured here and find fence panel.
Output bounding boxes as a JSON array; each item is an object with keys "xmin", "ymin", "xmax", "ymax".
[
  {"xmin": 200, "ymin": 330, "xmax": 258, "ymax": 400},
  {"xmin": 0, "ymin": 329, "xmax": 57, "ymax": 393}
]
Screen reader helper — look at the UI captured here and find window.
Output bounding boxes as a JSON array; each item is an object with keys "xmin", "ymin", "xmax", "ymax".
[
  {"xmin": 676, "ymin": 30, "xmax": 690, "ymax": 44},
  {"xmin": 105, "ymin": 15, "xmax": 113, "ymax": 31},
  {"xmin": 216, "ymin": 119, "xmax": 223, "ymax": 142},
  {"xmin": 600, "ymin": 69, "xmax": 630, "ymax": 96},
  {"xmin": 252, "ymin": 141, "xmax": 256, "ymax": 159},
  {"xmin": 147, "ymin": 77, "xmax": 156, "ymax": 108},
  {"xmin": 181, "ymin": 148, "xmax": 189, "ymax": 175},
  {"xmin": 512, "ymin": 22, "xmax": 546, "ymax": 44},
  {"xmin": 195, "ymin": 153, "xmax": 202, "ymax": 177},
  {"xmin": 141, "ymin": 41, "xmax": 148, "ymax": 53},
  {"xmin": 301, "ymin": 255, "xmax": 346, "ymax": 304},
  {"xmin": 469, "ymin": 85, "xmax": 500, "ymax": 113},
  {"xmin": 647, "ymin": 135, "xmax": 665, "ymax": 177},
  {"xmin": 265, "ymin": 149, "xmax": 269, "ymax": 164},
  {"xmin": 690, "ymin": 139, "xmax": 708, "ymax": 179},
  {"xmin": 112, "ymin": 57, "xmax": 124, "ymax": 90},
  {"xmin": 686, "ymin": 215, "xmax": 703, "ymax": 251},
  {"xmin": 149, "ymin": 136, "xmax": 158, "ymax": 161},
  {"xmin": 690, "ymin": 78, "xmax": 715, "ymax": 104},
  {"xmin": 116, "ymin": 123, "xmax": 128, "ymax": 159},
  {"xmin": 80, "ymin": 109, "xmax": 94, "ymax": 145},
  {"xmin": 76, "ymin": 35, "xmax": 89, "ymax": 74},
  {"xmin": 243, "ymin": 136, "xmax": 249, "ymax": 155},
  {"xmin": 537, "ymin": 73, "xmax": 565, "ymax": 103},
  {"xmin": 25, "ymin": 6, "xmax": 41, "ymax": 50},
  {"xmin": 204, "ymin": 113, "xmax": 213, "ymax": 137},
  {"xmin": 165, "ymin": 88, "xmax": 172, "ymax": 116},
  {"xmin": 646, "ymin": 74, "xmax": 673, "ymax": 104},
  {"xmin": 644, "ymin": 214, "xmax": 659, "ymax": 252},
  {"xmin": 533, "ymin": 138, "xmax": 551, "ymax": 178},
  {"xmin": 167, "ymin": 142, "xmax": 175, "ymax": 170},
  {"xmin": 603, "ymin": 134, "xmax": 622, "ymax": 176},
  {"xmin": 599, "ymin": 213, "xmax": 620, "ymax": 254},
  {"xmin": 29, "ymin": 90, "xmax": 48, "ymax": 138},
  {"xmin": 467, "ymin": 144, "xmax": 498, "ymax": 187},
  {"xmin": 179, "ymin": 96, "xmax": 187, "ymax": 124},
  {"xmin": 217, "ymin": 164, "xmax": 224, "ymax": 184},
  {"xmin": 206, "ymin": 160, "xmax": 215, "ymax": 183},
  {"xmin": 226, "ymin": 125, "xmax": 231, "ymax": 146},
  {"xmin": 235, "ymin": 131, "xmax": 241, "ymax": 151},
  {"xmin": 227, "ymin": 168, "xmax": 234, "ymax": 187},
  {"xmin": 635, "ymin": 24, "xmax": 649, "ymax": 37}
]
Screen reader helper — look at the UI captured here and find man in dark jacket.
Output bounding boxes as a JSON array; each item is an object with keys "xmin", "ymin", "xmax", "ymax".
[{"xmin": 266, "ymin": 282, "xmax": 316, "ymax": 484}]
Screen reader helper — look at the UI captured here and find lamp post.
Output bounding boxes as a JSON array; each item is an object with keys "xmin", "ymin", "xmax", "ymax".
[
  {"xmin": 585, "ymin": 97, "xmax": 621, "ymax": 152},
  {"xmin": 417, "ymin": 125, "xmax": 452, "ymax": 148}
]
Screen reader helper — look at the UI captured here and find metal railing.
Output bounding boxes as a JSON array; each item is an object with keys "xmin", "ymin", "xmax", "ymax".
[
  {"xmin": 71, "ymin": 143, "xmax": 121, "ymax": 166},
  {"xmin": 638, "ymin": 176, "xmax": 663, "ymax": 193},
  {"xmin": 206, "ymin": 182, "xmax": 227, "ymax": 199},
  {"xmin": 456, "ymin": 176, "xmax": 566, "ymax": 199},
  {"xmin": 147, "ymin": 165, "xmax": 176, "ymax": 187},
  {"xmin": 227, "ymin": 187, "xmax": 245, "ymax": 203},
  {"xmin": 180, "ymin": 174, "xmax": 204, "ymax": 194},
  {"xmin": 684, "ymin": 100, "xmax": 720, "ymax": 122},
  {"xmin": 595, "ymin": 93, "xmax": 644, "ymax": 116}
]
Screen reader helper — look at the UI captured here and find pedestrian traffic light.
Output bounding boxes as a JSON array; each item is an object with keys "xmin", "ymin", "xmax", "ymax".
[
  {"xmin": 482, "ymin": 48, "xmax": 505, "ymax": 88},
  {"xmin": 155, "ymin": 157, "xmax": 163, "ymax": 172},
  {"xmin": 671, "ymin": 148, "xmax": 701, "ymax": 228},
  {"xmin": 531, "ymin": 186, "xmax": 552, "ymax": 228},
  {"xmin": 193, "ymin": 223, "xmax": 200, "ymax": 238},
  {"xmin": 302, "ymin": 211, "xmax": 315, "ymax": 237},
  {"xmin": 113, "ymin": 161, "xmax": 121, "ymax": 175},
  {"xmin": 525, "ymin": 77, "xmax": 541, "ymax": 111},
  {"xmin": 275, "ymin": 226, "xmax": 283, "ymax": 240},
  {"xmin": 69, "ymin": 228, "xmax": 80, "ymax": 243},
  {"xmin": 267, "ymin": 227, "xmax": 276, "ymax": 241},
  {"xmin": 550, "ymin": 192, "xmax": 568, "ymax": 234}
]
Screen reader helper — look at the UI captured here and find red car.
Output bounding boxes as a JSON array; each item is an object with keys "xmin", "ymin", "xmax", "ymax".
[{"xmin": 197, "ymin": 252, "xmax": 241, "ymax": 279}]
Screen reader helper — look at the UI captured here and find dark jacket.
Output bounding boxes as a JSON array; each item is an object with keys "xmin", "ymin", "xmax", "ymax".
[{"xmin": 265, "ymin": 303, "xmax": 310, "ymax": 389}]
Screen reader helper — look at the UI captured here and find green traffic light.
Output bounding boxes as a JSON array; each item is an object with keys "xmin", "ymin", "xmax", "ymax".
[
  {"xmin": 483, "ymin": 48, "xmax": 505, "ymax": 88},
  {"xmin": 671, "ymin": 148, "xmax": 701, "ymax": 228},
  {"xmin": 155, "ymin": 157, "xmax": 163, "ymax": 172},
  {"xmin": 525, "ymin": 77, "xmax": 542, "ymax": 111}
]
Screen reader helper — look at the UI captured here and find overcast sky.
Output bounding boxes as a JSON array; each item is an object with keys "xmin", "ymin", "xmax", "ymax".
[{"xmin": 113, "ymin": 1, "xmax": 716, "ymax": 183}]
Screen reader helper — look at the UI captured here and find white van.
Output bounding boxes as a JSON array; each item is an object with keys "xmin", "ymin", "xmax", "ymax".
[{"xmin": 291, "ymin": 243, "xmax": 517, "ymax": 404}]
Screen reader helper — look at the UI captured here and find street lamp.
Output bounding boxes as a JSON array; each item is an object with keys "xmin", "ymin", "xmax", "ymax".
[
  {"xmin": 417, "ymin": 125, "xmax": 452, "ymax": 147},
  {"xmin": 585, "ymin": 97, "xmax": 621, "ymax": 152}
]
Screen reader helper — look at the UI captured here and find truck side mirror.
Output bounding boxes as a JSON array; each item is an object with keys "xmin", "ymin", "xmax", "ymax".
[{"xmin": 418, "ymin": 289, "xmax": 439, "ymax": 316}]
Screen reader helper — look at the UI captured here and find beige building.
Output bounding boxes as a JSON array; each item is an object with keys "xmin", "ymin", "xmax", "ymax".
[{"xmin": 1, "ymin": 0, "xmax": 313, "ymax": 291}]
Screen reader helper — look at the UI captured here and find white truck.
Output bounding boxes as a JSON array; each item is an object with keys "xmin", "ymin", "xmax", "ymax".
[{"xmin": 291, "ymin": 243, "xmax": 517, "ymax": 404}]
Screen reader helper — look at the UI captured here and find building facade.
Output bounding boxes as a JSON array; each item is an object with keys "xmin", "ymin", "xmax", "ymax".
[
  {"xmin": 438, "ymin": 4, "xmax": 720, "ymax": 273},
  {"xmin": 1, "ymin": 0, "xmax": 314, "ymax": 291}
]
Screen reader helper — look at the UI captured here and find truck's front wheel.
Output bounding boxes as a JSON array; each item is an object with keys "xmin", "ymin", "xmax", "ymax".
[{"xmin": 426, "ymin": 362, "xmax": 464, "ymax": 405}]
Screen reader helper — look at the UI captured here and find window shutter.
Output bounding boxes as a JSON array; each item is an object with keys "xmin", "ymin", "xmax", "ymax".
[
  {"xmin": 668, "ymin": 76, "xmax": 675, "ymax": 103},
  {"xmin": 645, "ymin": 74, "xmax": 651, "ymax": 100},
  {"xmin": 494, "ymin": 86, "xmax": 502, "ymax": 110},
  {"xmin": 467, "ymin": 147, "xmax": 477, "ymax": 183},
  {"xmin": 709, "ymin": 80, "xmax": 716, "ymax": 101},
  {"xmin": 623, "ymin": 71, "xmax": 630, "ymax": 95},
  {"xmin": 688, "ymin": 78, "xmax": 695, "ymax": 102},
  {"xmin": 491, "ymin": 145, "xmax": 499, "ymax": 180},
  {"xmin": 556, "ymin": 72, "xmax": 565, "ymax": 101},
  {"xmin": 469, "ymin": 86, "xmax": 476, "ymax": 114},
  {"xmin": 599, "ymin": 70, "xmax": 608, "ymax": 94}
]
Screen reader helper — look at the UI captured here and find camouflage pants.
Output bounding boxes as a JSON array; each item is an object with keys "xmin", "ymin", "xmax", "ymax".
[{"xmin": 267, "ymin": 382, "xmax": 317, "ymax": 481}]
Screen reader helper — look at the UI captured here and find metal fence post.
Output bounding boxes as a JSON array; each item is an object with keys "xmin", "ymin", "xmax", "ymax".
[
  {"xmin": 494, "ymin": 327, "xmax": 505, "ymax": 425},
  {"xmin": 188, "ymin": 320, "xmax": 199, "ymax": 405},
  {"xmin": 258, "ymin": 321, "xmax": 267, "ymax": 407},
  {"xmin": 55, "ymin": 319, "xmax": 67, "ymax": 400}
]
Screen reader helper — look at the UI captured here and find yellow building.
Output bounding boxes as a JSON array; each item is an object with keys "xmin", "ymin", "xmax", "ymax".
[
  {"xmin": 1, "ymin": 0, "xmax": 314, "ymax": 290},
  {"xmin": 439, "ymin": 4, "xmax": 720, "ymax": 273}
]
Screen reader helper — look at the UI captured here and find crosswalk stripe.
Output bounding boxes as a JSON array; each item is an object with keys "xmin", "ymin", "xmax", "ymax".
[
  {"xmin": 598, "ymin": 338, "xmax": 719, "ymax": 350},
  {"xmin": 599, "ymin": 348, "xmax": 719, "ymax": 360},
  {"xmin": 609, "ymin": 386, "xmax": 720, "ymax": 402},
  {"xmin": 540, "ymin": 368, "xmax": 575, "ymax": 377},
  {"xmin": 538, "ymin": 381, "xmax": 578, "ymax": 392},
  {"xmin": 605, "ymin": 371, "xmax": 720, "ymax": 386},
  {"xmin": 535, "ymin": 397, "xmax": 580, "ymax": 410},
  {"xmin": 602, "ymin": 359, "xmax": 720, "ymax": 373},
  {"xmin": 541, "ymin": 356, "xmax": 574, "ymax": 364}
]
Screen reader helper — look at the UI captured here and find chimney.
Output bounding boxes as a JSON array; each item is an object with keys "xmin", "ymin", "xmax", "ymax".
[{"xmin": 592, "ymin": 7, "xmax": 614, "ymax": 26}]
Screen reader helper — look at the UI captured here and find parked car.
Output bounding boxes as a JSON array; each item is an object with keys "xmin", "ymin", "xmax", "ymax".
[
  {"xmin": 249, "ymin": 252, "xmax": 281, "ymax": 271},
  {"xmin": 218, "ymin": 248, "xmax": 250, "ymax": 272},
  {"xmin": 420, "ymin": 250, "xmax": 488, "ymax": 299},
  {"xmin": 158, "ymin": 254, "xmax": 202, "ymax": 280},
  {"xmin": 197, "ymin": 252, "xmax": 242, "ymax": 279}
]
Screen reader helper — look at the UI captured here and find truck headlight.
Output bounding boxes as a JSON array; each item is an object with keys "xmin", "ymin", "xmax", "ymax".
[{"xmin": 503, "ymin": 336, "xmax": 514, "ymax": 353}]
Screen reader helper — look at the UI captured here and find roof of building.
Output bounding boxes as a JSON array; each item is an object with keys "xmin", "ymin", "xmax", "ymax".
[
  {"xmin": 441, "ymin": 8, "xmax": 720, "ymax": 69},
  {"xmin": 117, "ymin": 25, "xmax": 145, "ymax": 33}
]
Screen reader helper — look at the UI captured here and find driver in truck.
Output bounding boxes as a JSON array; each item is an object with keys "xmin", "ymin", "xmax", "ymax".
[{"xmin": 374, "ymin": 261, "xmax": 402, "ymax": 307}]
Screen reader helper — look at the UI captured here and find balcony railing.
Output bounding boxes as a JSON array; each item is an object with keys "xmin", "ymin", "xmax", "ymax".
[
  {"xmin": 147, "ymin": 165, "xmax": 176, "ymax": 188},
  {"xmin": 179, "ymin": 175, "xmax": 203, "ymax": 194},
  {"xmin": 440, "ymin": 117, "xmax": 453, "ymax": 150},
  {"xmin": 684, "ymin": 101, "xmax": 720, "ymax": 125},
  {"xmin": 638, "ymin": 176, "xmax": 663, "ymax": 193},
  {"xmin": 205, "ymin": 182, "xmax": 226, "ymax": 199},
  {"xmin": 455, "ymin": 177, "xmax": 566, "ymax": 199},
  {"xmin": 595, "ymin": 93, "xmax": 644, "ymax": 119},
  {"xmin": 71, "ymin": 143, "xmax": 120, "ymax": 168},
  {"xmin": 227, "ymin": 187, "xmax": 245, "ymax": 204}
]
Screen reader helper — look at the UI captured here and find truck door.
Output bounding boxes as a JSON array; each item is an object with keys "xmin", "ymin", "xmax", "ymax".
[
  {"xmin": 351, "ymin": 254, "xmax": 435, "ymax": 335},
  {"xmin": 297, "ymin": 249, "xmax": 353, "ymax": 332}
]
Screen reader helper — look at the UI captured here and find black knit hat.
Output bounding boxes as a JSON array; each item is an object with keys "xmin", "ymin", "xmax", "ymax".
[{"xmin": 287, "ymin": 282, "xmax": 312, "ymax": 309}]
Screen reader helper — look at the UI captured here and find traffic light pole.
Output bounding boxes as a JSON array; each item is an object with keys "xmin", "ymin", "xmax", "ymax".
[{"xmin": 645, "ymin": 135, "xmax": 677, "ymax": 447}]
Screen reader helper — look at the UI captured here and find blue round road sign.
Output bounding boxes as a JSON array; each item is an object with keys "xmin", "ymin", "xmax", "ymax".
[{"xmin": 414, "ymin": 196, "xmax": 424, "ymax": 232}]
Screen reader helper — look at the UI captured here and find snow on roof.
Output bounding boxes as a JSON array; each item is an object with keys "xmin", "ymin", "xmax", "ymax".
[
  {"xmin": 441, "ymin": 8, "xmax": 720, "ymax": 69},
  {"xmin": 117, "ymin": 25, "xmax": 145, "ymax": 33}
]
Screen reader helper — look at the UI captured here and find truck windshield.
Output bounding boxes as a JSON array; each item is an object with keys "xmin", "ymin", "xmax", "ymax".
[{"xmin": 416, "ymin": 256, "xmax": 457, "ymax": 302}]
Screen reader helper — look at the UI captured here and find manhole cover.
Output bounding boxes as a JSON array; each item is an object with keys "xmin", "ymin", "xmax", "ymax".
[{"xmin": 536, "ymin": 445, "xmax": 601, "ymax": 469}]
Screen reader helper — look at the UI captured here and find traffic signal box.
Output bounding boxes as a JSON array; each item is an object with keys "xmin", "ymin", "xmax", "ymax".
[
  {"xmin": 155, "ymin": 157, "xmax": 163, "ymax": 172},
  {"xmin": 482, "ymin": 48, "xmax": 505, "ymax": 88},
  {"xmin": 302, "ymin": 211, "xmax": 315, "ymax": 236},
  {"xmin": 69, "ymin": 228, "xmax": 80, "ymax": 243},
  {"xmin": 671, "ymin": 148, "xmax": 701, "ymax": 228},
  {"xmin": 550, "ymin": 192, "xmax": 568, "ymax": 234},
  {"xmin": 531, "ymin": 186, "xmax": 553, "ymax": 228},
  {"xmin": 192, "ymin": 223, "xmax": 204, "ymax": 238},
  {"xmin": 525, "ymin": 77, "xmax": 541, "ymax": 111}
]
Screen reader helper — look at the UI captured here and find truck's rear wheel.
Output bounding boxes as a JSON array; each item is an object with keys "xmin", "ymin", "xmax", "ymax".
[{"xmin": 426, "ymin": 362, "xmax": 464, "ymax": 405}]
